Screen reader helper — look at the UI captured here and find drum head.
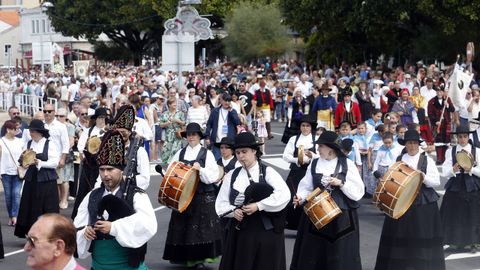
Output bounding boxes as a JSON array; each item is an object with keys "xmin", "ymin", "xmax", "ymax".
[
  {"xmin": 217, "ymin": 166, "xmax": 224, "ymax": 181},
  {"xmin": 178, "ymin": 169, "xmax": 199, "ymax": 213},
  {"xmin": 393, "ymin": 172, "xmax": 423, "ymax": 219},
  {"xmin": 457, "ymin": 151, "xmax": 474, "ymax": 171},
  {"xmin": 22, "ymin": 150, "xmax": 36, "ymax": 167},
  {"xmin": 87, "ymin": 136, "xmax": 102, "ymax": 154}
]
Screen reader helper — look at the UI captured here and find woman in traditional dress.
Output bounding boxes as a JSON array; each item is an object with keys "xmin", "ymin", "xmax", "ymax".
[
  {"xmin": 375, "ymin": 129, "xmax": 445, "ymax": 270},
  {"xmin": 163, "ymin": 123, "xmax": 222, "ymax": 269},
  {"xmin": 216, "ymin": 132, "xmax": 290, "ymax": 270},
  {"xmin": 14, "ymin": 120, "xmax": 60, "ymax": 238},
  {"xmin": 159, "ymin": 98, "xmax": 185, "ymax": 166},
  {"xmin": 440, "ymin": 125, "xmax": 480, "ymax": 252},
  {"xmin": 281, "ymin": 89, "xmax": 309, "ymax": 144},
  {"xmin": 291, "ymin": 131, "xmax": 364, "ymax": 270},
  {"xmin": 392, "ymin": 89, "xmax": 415, "ymax": 126},
  {"xmin": 282, "ymin": 115, "xmax": 318, "ymax": 230}
]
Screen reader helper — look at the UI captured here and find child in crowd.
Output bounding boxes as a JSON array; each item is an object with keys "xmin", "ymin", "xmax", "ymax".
[
  {"xmin": 237, "ymin": 114, "xmax": 248, "ymax": 133},
  {"xmin": 373, "ymin": 132, "xmax": 401, "ymax": 180},
  {"xmin": 396, "ymin": 124, "xmax": 407, "ymax": 141},
  {"xmin": 368, "ymin": 124, "xmax": 386, "ymax": 171},
  {"xmin": 255, "ymin": 110, "xmax": 268, "ymax": 154},
  {"xmin": 366, "ymin": 109, "xmax": 383, "ymax": 140},
  {"xmin": 353, "ymin": 122, "xmax": 374, "ymax": 196},
  {"xmin": 339, "ymin": 121, "xmax": 361, "ymax": 167}
]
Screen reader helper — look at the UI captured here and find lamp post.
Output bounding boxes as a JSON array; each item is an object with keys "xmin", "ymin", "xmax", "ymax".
[{"xmin": 40, "ymin": 1, "xmax": 53, "ymax": 75}]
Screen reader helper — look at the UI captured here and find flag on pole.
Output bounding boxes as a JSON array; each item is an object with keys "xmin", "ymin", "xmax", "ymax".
[{"xmin": 448, "ymin": 68, "xmax": 473, "ymax": 109}]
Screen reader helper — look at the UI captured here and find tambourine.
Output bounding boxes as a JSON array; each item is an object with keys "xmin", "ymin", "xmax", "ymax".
[
  {"xmin": 456, "ymin": 150, "xmax": 475, "ymax": 171},
  {"xmin": 86, "ymin": 136, "xmax": 102, "ymax": 155},
  {"xmin": 20, "ymin": 149, "xmax": 36, "ymax": 167},
  {"xmin": 298, "ymin": 145, "xmax": 305, "ymax": 165}
]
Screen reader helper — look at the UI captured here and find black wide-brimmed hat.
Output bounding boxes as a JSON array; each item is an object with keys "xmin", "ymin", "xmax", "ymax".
[
  {"xmin": 29, "ymin": 119, "xmax": 49, "ymax": 138},
  {"xmin": 96, "ymin": 130, "xmax": 126, "ymax": 170},
  {"xmin": 315, "ymin": 131, "xmax": 345, "ymax": 157},
  {"xmin": 451, "ymin": 125, "xmax": 475, "ymax": 135},
  {"xmin": 344, "ymin": 87, "xmax": 353, "ymax": 96},
  {"xmin": 341, "ymin": 138, "xmax": 354, "ymax": 152},
  {"xmin": 398, "ymin": 129, "xmax": 423, "ymax": 146},
  {"xmin": 232, "ymin": 132, "xmax": 264, "ymax": 149},
  {"xmin": 181, "ymin": 123, "xmax": 205, "ymax": 139},
  {"xmin": 91, "ymin": 107, "xmax": 110, "ymax": 120},
  {"xmin": 299, "ymin": 114, "xmax": 317, "ymax": 129},
  {"xmin": 214, "ymin": 136, "xmax": 235, "ymax": 148}
]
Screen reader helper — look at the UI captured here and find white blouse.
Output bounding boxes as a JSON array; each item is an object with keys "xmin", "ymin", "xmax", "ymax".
[
  {"xmin": 297, "ymin": 157, "xmax": 365, "ymax": 203},
  {"xmin": 170, "ymin": 144, "xmax": 219, "ymax": 184},
  {"xmin": 400, "ymin": 151, "xmax": 440, "ymax": 188},
  {"xmin": 442, "ymin": 143, "xmax": 480, "ymax": 179},
  {"xmin": 0, "ymin": 137, "xmax": 23, "ymax": 175},
  {"xmin": 216, "ymin": 162, "xmax": 291, "ymax": 218},
  {"xmin": 283, "ymin": 134, "xmax": 319, "ymax": 166}
]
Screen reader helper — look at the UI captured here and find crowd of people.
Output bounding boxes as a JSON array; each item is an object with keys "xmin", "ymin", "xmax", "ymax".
[{"xmin": 0, "ymin": 57, "xmax": 478, "ymax": 269}]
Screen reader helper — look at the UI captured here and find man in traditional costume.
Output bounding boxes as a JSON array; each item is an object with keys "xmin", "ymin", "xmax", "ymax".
[
  {"xmin": 334, "ymin": 88, "xmax": 362, "ymax": 130},
  {"xmin": 74, "ymin": 130, "xmax": 157, "ymax": 270}
]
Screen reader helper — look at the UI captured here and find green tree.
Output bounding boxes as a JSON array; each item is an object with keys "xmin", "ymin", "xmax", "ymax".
[
  {"xmin": 223, "ymin": 2, "xmax": 292, "ymax": 62},
  {"xmin": 47, "ymin": 0, "xmax": 165, "ymax": 65}
]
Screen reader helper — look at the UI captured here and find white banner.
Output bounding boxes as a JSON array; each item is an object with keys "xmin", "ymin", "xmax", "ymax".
[
  {"xmin": 73, "ymin": 60, "xmax": 89, "ymax": 79},
  {"xmin": 448, "ymin": 68, "xmax": 473, "ymax": 109}
]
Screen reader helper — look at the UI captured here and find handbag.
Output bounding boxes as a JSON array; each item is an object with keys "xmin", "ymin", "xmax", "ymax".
[
  {"xmin": 1, "ymin": 138, "xmax": 25, "ymax": 180},
  {"xmin": 175, "ymin": 125, "xmax": 186, "ymax": 139}
]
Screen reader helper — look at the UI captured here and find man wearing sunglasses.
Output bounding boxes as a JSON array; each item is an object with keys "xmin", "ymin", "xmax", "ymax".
[
  {"xmin": 25, "ymin": 213, "xmax": 85, "ymax": 270},
  {"xmin": 0, "ymin": 106, "xmax": 28, "ymax": 138}
]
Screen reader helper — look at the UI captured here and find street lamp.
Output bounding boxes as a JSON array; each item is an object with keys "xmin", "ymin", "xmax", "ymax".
[{"xmin": 40, "ymin": 1, "xmax": 54, "ymax": 75}]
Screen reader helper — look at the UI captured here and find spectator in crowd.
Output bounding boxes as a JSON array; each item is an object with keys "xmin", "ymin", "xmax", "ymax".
[
  {"xmin": 55, "ymin": 108, "xmax": 75, "ymax": 209},
  {"xmin": 159, "ymin": 98, "xmax": 185, "ymax": 166},
  {"xmin": 1, "ymin": 106, "xmax": 28, "ymax": 137},
  {"xmin": 24, "ymin": 213, "xmax": 85, "ymax": 270}
]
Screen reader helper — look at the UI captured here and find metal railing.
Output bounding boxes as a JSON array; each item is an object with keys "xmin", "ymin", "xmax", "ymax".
[{"xmin": 0, "ymin": 91, "xmax": 57, "ymax": 116}]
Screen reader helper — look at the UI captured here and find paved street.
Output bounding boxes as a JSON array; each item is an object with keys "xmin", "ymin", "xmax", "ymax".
[{"xmin": 1, "ymin": 121, "xmax": 480, "ymax": 269}]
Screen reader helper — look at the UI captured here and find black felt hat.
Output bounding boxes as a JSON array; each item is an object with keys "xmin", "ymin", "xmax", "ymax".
[
  {"xmin": 232, "ymin": 132, "xmax": 264, "ymax": 149},
  {"xmin": 398, "ymin": 129, "xmax": 423, "ymax": 146},
  {"xmin": 315, "ymin": 131, "xmax": 345, "ymax": 157},
  {"xmin": 91, "ymin": 107, "xmax": 110, "ymax": 120},
  {"xmin": 181, "ymin": 123, "xmax": 205, "ymax": 139},
  {"xmin": 450, "ymin": 125, "xmax": 475, "ymax": 135},
  {"xmin": 214, "ymin": 136, "xmax": 235, "ymax": 148},
  {"xmin": 300, "ymin": 114, "xmax": 318, "ymax": 129},
  {"xmin": 29, "ymin": 119, "xmax": 49, "ymax": 138}
]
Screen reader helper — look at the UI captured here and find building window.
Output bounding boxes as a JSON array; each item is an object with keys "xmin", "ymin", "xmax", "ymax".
[
  {"xmin": 4, "ymin": 44, "xmax": 11, "ymax": 57},
  {"xmin": 32, "ymin": 20, "xmax": 35, "ymax": 33},
  {"xmin": 42, "ymin": 19, "xmax": 45, "ymax": 33},
  {"xmin": 35, "ymin": 20, "xmax": 39, "ymax": 34}
]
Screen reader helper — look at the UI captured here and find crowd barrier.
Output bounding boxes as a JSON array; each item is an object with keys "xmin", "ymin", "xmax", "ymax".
[{"xmin": 0, "ymin": 91, "xmax": 57, "ymax": 116}]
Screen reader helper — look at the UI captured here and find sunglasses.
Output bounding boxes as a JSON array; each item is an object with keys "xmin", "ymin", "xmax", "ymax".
[
  {"xmin": 11, "ymin": 112, "xmax": 20, "ymax": 116},
  {"xmin": 44, "ymin": 110, "xmax": 54, "ymax": 114},
  {"xmin": 25, "ymin": 234, "xmax": 54, "ymax": 248}
]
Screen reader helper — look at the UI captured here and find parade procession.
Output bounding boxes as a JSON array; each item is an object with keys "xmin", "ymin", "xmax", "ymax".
[{"xmin": 2, "ymin": 0, "xmax": 480, "ymax": 269}]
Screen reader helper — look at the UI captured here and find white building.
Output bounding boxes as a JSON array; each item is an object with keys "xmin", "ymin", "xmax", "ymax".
[{"xmin": 0, "ymin": 10, "xmax": 21, "ymax": 69}]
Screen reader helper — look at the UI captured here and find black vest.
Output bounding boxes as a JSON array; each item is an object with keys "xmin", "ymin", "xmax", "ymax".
[
  {"xmin": 179, "ymin": 146, "xmax": 215, "ymax": 193},
  {"xmin": 291, "ymin": 134, "xmax": 316, "ymax": 170},
  {"xmin": 396, "ymin": 152, "xmax": 440, "ymax": 205},
  {"xmin": 229, "ymin": 162, "xmax": 286, "ymax": 233},
  {"xmin": 87, "ymin": 181, "xmax": 147, "ymax": 268},
  {"xmin": 27, "ymin": 139, "xmax": 57, "ymax": 182},
  {"xmin": 445, "ymin": 145, "xmax": 480, "ymax": 192},
  {"xmin": 310, "ymin": 157, "xmax": 359, "ymax": 210},
  {"xmin": 254, "ymin": 90, "xmax": 272, "ymax": 107},
  {"xmin": 217, "ymin": 156, "xmax": 237, "ymax": 175}
]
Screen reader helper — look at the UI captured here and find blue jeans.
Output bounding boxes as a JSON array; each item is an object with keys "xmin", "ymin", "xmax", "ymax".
[
  {"xmin": 275, "ymin": 101, "xmax": 285, "ymax": 120},
  {"xmin": 1, "ymin": 174, "xmax": 22, "ymax": 217}
]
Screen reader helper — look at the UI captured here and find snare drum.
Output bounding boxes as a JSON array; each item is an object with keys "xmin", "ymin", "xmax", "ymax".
[
  {"xmin": 373, "ymin": 161, "xmax": 423, "ymax": 219},
  {"xmin": 456, "ymin": 150, "xmax": 474, "ymax": 171},
  {"xmin": 304, "ymin": 187, "xmax": 342, "ymax": 230},
  {"xmin": 158, "ymin": 161, "xmax": 199, "ymax": 213}
]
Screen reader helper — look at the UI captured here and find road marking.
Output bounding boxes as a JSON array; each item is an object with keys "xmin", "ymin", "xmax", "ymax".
[
  {"xmin": 263, "ymin": 157, "xmax": 290, "ymax": 171},
  {"xmin": 263, "ymin": 154, "xmax": 283, "ymax": 158},
  {"xmin": 154, "ymin": 206, "xmax": 166, "ymax": 212},
  {"xmin": 446, "ymin": 252, "xmax": 480, "ymax": 261},
  {"xmin": 5, "ymin": 249, "xmax": 24, "ymax": 257},
  {"xmin": 271, "ymin": 132, "xmax": 284, "ymax": 136}
]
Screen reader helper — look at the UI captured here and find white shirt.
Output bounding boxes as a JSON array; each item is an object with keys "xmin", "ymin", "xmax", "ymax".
[
  {"xmin": 25, "ymin": 137, "xmax": 60, "ymax": 170},
  {"xmin": 400, "ymin": 151, "xmax": 440, "ymax": 188},
  {"xmin": 133, "ymin": 117, "xmax": 153, "ymax": 141},
  {"xmin": 283, "ymin": 133, "xmax": 319, "ymax": 166},
  {"xmin": 216, "ymin": 162, "xmax": 290, "ymax": 217},
  {"xmin": 442, "ymin": 143, "xmax": 480, "ymax": 179},
  {"xmin": 63, "ymin": 256, "xmax": 79, "ymax": 270},
  {"xmin": 0, "ymin": 137, "xmax": 23, "ymax": 175},
  {"xmin": 74, "ymin": 186, "xmax": 157, "ymax": 259},
  {"xmin": 68, "ymin": 84, "xmax": 79, "ymax": 102},
  {"xmin": 44, "ymin": 119, "xmax": 70, "ymax": 154},
  {"xmin": 187, "ymin": 106, "xmax": 209, "ymax": 129},
  {"xmin": 170, "ymin": 144, "xmax": 219, "ymax": 184},
  {"xmin": 297, "ymin": 157, "xmax": 365, "ymax": 203},
  {"xmin": 298, "ymin": 81, "xmax": 313, "ymax": 97},
  {"xmin": 373, "ymin": 145, "xmax": 402, "ymax": 171},
  {"xmin": 216, "ymin": 108, "xmax": 229, "ymax": 143},
  {"xmin": 420, "ymin": 86, "xmax": 436, "ymax": 115}
]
